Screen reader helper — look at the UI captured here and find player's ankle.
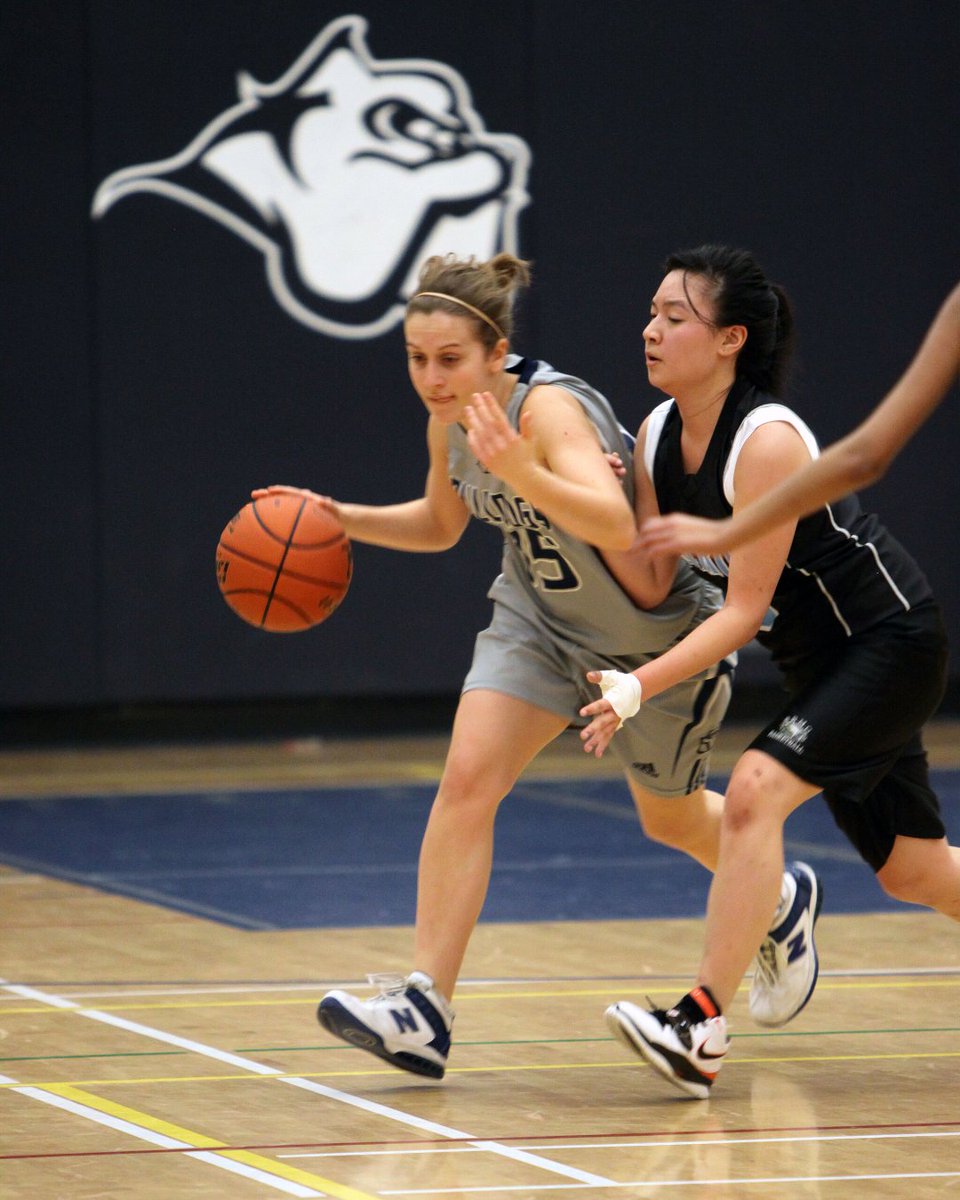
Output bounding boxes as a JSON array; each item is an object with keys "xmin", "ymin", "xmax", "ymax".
[{"xmin": 674, "ymin": 984, "xmax": 722, "ymax": 1024}]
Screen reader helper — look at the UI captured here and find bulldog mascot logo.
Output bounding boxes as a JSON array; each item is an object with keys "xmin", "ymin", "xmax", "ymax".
[{"xmin": 92, "ymin": 15, "xmax": 531, "ymax": 339}]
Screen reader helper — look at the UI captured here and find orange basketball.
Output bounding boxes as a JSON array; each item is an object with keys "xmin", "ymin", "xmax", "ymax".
[{"xmin": 216, "ymin": 493, "xmax": 352, "ymax": 632}]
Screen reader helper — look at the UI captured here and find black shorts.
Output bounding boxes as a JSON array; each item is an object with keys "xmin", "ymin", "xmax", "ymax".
[{"xmin": 751, "ymin": 601, "xmax": 949, "ymax": 871}]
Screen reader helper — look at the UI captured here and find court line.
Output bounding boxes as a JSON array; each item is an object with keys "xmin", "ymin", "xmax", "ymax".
[
  {"xmin": 1, "ymin": 964, "xmax": 956, "ymax": 1006},
  {"xmin": 2, "ymin": 976, "xmax": 958, "ymax": 1016},
  {"xmin": 6, "ymin": 1118, "xmax": 960, "ymax": 1163},
  {"xmin": 0, "ymin": 851, "xmax": 275, "ymax": 929},
  {"xmin": 527, "ymin": 1130, "xmax": 960, "ymax": 1149},
  {"xmin": 378, "ymin": 1171, "xmax": 960, "ymax": 1194},
  {"xmin": 6, "ymin": 1024, "xmax": 960, "ymax": 1067},
  {"xmin": 284, "ymin": 1128, "xmax": 960, "ymax": 1159},
  {"xmin": 12, "ymin": 1072, "xmax": 959, "ymax": 1195},
  {"xmin": 7, "ymin": 1044, "xmax": 960, "ymax": 1092},
  {"xmin": 6, "ymin": 973, "xmax": 958, "ymax": 1192},
  {"xmin": 0, "ymin": 1071, "xmax": 374, "ymax": 1199},
  {"xmin": 0, "ymin": 978, "xmax": 616, "ymax": 1189}
]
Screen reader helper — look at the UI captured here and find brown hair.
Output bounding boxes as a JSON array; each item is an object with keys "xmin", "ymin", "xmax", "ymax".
[{"xmin": 407, "ymin": 252, "xmax": 532, "ymax": 350}]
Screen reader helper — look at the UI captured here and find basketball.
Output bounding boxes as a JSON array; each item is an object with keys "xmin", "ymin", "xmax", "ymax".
[{"xmin": 216, "ymin": 493, "xmax": 353, "ymax": 632}]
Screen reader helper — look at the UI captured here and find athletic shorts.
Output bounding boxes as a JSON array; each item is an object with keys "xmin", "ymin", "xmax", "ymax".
[
  {"xmin": 463, "ymin": 598, "xmax": 734, "ymax": 797},
  {"xmin": 753, "ymin": 600, "xmax": 949, "ymax": 871}
]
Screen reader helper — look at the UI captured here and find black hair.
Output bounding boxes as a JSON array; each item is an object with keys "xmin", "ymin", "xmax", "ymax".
[{"xmin": 664, "ymin": 244, "xmax": 795, "ymax": 396}]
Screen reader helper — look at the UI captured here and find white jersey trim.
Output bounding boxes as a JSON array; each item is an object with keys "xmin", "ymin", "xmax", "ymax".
[
  {"xmin": 822, "ymin": 504, "xmax": 911, "ymax": 612},
  {"xmin": 722, "ymin": 404, "xmax": 819, "ymax": 506},
  {"xmin": 643, "ymin": 393, "xmax": 915, "ymax": 637},
  {"xmin": 642, "ymin": 399, "xmax": 674, "ymax": 480}
]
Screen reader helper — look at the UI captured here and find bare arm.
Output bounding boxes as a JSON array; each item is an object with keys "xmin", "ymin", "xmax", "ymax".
[
  {"xmin": 464, "ymin": 387, "xmax": 637, "ymax": 549},
  {"xmin": 253, "ymin": 417, "xmax": 469, "ymax": 552},
  {"xmin": 637, "ymin": 281, "xmax": 960, "ymax": 559},
  {"xmin": 579, "ymin": 422, "xmax": 810, "ymax": 756},
  {"xmin": 602, "ymin": 416, "xmax": 679, "ymax": 608}
]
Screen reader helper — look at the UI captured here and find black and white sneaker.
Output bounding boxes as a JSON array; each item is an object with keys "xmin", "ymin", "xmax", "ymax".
[
  {"xmin": 318, "ymin": 971, "xmax": 453, "ymax": 1078},
  {"xmin": 750, "ymin": 861, "xmax": 823, "ymax": 1027},
  {"xmin": 606, "ymin": 999, "xmax": 729, "ymax": 1099}
]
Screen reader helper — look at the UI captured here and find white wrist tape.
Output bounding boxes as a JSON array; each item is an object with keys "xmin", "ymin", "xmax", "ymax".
[{"xmin": 596, "ymin": 670, "xmax": 643, "ymax": 728}]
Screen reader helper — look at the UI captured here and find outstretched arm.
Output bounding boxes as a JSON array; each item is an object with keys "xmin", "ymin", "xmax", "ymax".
[
  {"xmin": 638, "ymin": 281, "xmax": 960, "ymax": 559},
  {"xmin": 253, "ymin": 417, "xmax": 469, "ymax": 552}
]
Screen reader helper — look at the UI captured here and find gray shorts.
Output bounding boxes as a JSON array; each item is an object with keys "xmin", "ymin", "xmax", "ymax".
[{"xmin": 463, "ymin": 600, "xmax": 734, "ymax": 797}]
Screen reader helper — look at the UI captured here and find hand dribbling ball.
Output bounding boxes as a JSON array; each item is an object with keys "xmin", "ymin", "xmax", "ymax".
[{"xmin": 216, "ymin": 493, "xmax": 352, "ymax": 632}]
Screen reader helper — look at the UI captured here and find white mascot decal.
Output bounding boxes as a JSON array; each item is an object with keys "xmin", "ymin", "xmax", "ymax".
[{"xmin": 92, "ymin": 15, "xmax": 531, "ymax": 340}]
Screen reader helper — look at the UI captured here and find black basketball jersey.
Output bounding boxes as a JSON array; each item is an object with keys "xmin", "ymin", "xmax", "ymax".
[{"xmin": 645, "ymin": 378, "xmax": 934, "ymax": 670}]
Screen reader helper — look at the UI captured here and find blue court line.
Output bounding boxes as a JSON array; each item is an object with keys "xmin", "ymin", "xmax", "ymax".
[{"xmin": 0, "ymin": 772, "xmax": 956, "ymax": 930}]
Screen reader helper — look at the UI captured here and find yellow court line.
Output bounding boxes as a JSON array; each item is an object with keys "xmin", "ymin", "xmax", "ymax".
[
  {"xmin": 10, "ymin": 1048, "xmax": 960, "ymax": 1091},
  {"xmin": 3, "ymin": 977, "xmax": 959, "ymax": 1015},
  {"xmin": 40, "ymin": 1082, "xmax": 380, "ymax": 1200}
]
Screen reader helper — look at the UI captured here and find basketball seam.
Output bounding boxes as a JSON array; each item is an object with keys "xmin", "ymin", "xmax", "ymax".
[
  {"xmin": 218, "ymin": 542, "xmax": 348, "ymax": 588},
  {"xmin": 218, "ymin": 496, "xmax": 351, "ymax": 631},
  {"xmin": 263, "ymin": 497, "xmax": 307, "ymax": 626}
]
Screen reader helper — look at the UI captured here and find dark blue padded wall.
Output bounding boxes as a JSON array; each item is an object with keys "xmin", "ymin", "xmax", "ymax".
[{"xmin": 2, "ymin": 0, "xmax": 957, "ymax": 713}]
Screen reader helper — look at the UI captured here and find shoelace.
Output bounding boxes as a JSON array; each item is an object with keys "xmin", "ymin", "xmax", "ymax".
[
  {"xmin": 646, "ymin": 996, "xmax": 695, "ymax": 1050},
  {"xmin": 367, "ymin": 972, "xmax": 407, "ymax": 1003},
  {"xmin": 754, "ymin": 938, "xmax": 780, "ymax": 987}
]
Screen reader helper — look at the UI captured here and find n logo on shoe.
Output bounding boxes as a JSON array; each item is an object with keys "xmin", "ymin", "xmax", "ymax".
[
  {"xmin": 787, "ymin": 931, "xmax": 807, "ymax": 963},
  {"xmin": 391, "ymin": 1006, "xmax": 419, "ymax": 1034}
]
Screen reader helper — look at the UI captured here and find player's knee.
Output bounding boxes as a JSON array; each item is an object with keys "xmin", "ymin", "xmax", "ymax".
[
  {"xmin": 435, "ymin": 755, "xmax": 510, "ymax": 815},
  {"xmin": 878, "ymin": 870, "xmax": 927, "ymax": 906},
  {"xmin": 721, "ymin": 772, "xmax": 770, "ymax": 835},
  {"xmin": 876, "ymin": 839, "xmax": 960, "ymax": 914},
  {"xmin": 722, "ymin": 753, "xmax": 800, "ymax": 835},
  {"xmin": 876, "ymin": 861, "xmax": 941, "ymax": 908}
]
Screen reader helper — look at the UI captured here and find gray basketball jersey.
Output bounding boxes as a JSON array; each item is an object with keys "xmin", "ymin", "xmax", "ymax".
[{"xmin": 447, "ymin": 355, "xmax": 709, "ymax": 656}]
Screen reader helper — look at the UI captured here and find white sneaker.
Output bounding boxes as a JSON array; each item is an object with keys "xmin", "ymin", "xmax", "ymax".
[
  {"xmin": 749, "ymin": 862, "xmax": 823, "ymax": 1027},
  {"xmin": 606, "ymin": 1000, "xmax": 729, "ymax": 1099},
  {"xmin": 317, "ymin": 971, "xmax": 454, "ymax": 1078}
]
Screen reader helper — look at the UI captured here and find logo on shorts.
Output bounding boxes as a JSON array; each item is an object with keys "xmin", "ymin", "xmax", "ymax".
[
  {"xmin": 697, "ymin": 728, "xmax": 720, "ymax": 756},
  {"xmin": 768, "ymin": 714, "xmax": 812, "ymax": 755},
  {"xmin": 633, "ymin": 761, "xmax": 660, "ymax": 778}
]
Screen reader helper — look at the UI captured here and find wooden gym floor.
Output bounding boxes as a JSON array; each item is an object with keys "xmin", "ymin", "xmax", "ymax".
[{"xmin": 1, "ymin": 719, "xmax": 959, "ymax": 1198}]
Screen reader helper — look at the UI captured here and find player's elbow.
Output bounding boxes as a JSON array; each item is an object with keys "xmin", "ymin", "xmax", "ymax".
[
  {"xmin": 605, "ymin": 530, "xmax": 638, "ymax": 553},
  {"xmin": 434, "ymin": 516, "xmax": 468, "ymax": 552},
  {"xmin": 432, "ymin": 523, "xmax": 466, "ymax": 551},
  {"xmin": 601, "ymin": 512, "xmax": 640, "ymax": 553},
  {"xmin": 727, "ymin": 603, "xmax": 766, "ymax": 644}
]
